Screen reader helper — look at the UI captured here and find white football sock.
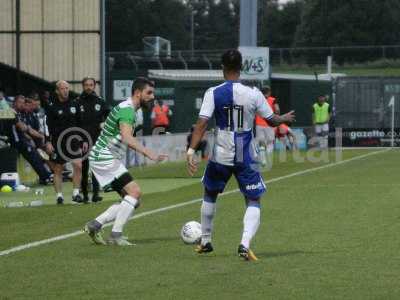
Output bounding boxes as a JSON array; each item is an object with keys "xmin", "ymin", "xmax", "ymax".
[
  {"xmin": 111, "ymin": 195, "xmax": 138, "ymax": 234},
  {"xmin": 95, "ymin": 203, "xmax": 120, "ymax": 225},
  {"xmin": 318, "ymin": 136, "xmax": 325, "ymax": 149},
  {"xmin": 72, "ymin": 188, "xmax": 80, "ymax": 196},
  {"xmin": 266, "ymin": 143, "xmax": 274, "ymax": 154},
  {"xmin": 259, "ymin": 146, "xmax": 266, "ymax": 165},
  {"xmin": 323, "ymin": 135, "xmax": 329, "ymax": 149},
  {"xmin": 200, "ymin": 200, "xmax": 216, "ymax": 245},
  {"xmin": 56, "ymin": 192, "xmax": 63, "ymax": 198},
  {"xmin": 240, "ymin": 205, "xmax": 261, "ymax": 249}
]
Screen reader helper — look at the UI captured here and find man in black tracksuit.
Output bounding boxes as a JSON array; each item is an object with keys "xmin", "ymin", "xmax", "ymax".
[
  {"xmin": 76, "ymin": 77, "xmax": 109, "ymax": 203},
  {"xmin": 44, "ymin": 81, "xmax": 83, "ymax": 205}
]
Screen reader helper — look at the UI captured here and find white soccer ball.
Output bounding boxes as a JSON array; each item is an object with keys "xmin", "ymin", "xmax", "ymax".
[{"xmin": 180, "ymin": 221, "xmax": 202, "ymax": 244}]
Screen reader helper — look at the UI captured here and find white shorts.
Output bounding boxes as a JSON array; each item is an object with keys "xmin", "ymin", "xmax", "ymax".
[
  {"xmin": 256, "ymin": 126, "xmax": 275, "ymax": 144},
  {"xmin": 89, "ymin": 159, "xmax": 128, "ymax": 188},
  {"xmin": 315, "ymin": 123, "xmax": 329, "ymax": 134}
]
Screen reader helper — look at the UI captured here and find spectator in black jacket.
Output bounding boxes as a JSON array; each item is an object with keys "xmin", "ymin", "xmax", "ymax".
[
  {"xmin": 11, "ymin": 95, "xmax": 51, "ymax": 184},
  {"xmin": 24, "ymin": 97, "xmax": 45, "ymax": 148}
]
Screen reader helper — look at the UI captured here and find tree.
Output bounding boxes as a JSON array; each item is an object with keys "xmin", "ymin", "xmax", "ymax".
[
  {"xmin": 106, "ymin": 0, "xmax": 400, "ymax": 52},
  {"xmin": 294, "ymin": 0, "xmax": 400, "ymax": 47},
  {"xmin": 258, "ymin": 0, "xmax": 304, "ymax": 48},
  {"xmin": 106, "ymin": 0, "xmax": 190, "ymax": 51},
  {"xmin": 185, "ymin": 0, "xmax": 239, "ymax": 50}
]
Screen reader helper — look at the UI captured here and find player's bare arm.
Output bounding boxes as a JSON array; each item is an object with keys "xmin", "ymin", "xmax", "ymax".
[
  {"xmin": 267, "ymin": 110, "xmax": 296, "ymax": 127},
  {"xmin": 120, "ymin": 123, "xmax": 167, "ymax": 162},
  {"xmin": 187, "ymin": 117, "xmax": 208, "ymax": 176}
]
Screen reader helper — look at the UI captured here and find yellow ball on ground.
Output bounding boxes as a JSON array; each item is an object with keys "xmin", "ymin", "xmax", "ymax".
[{"xmin": 1, "ymin": 185, "xmax": 13, "ymax": 192}]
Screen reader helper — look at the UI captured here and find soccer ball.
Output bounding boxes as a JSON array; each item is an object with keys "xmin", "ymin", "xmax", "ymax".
[{"xmin": 180, "ymin": 221, "xmax": 202, "ymax": 244}]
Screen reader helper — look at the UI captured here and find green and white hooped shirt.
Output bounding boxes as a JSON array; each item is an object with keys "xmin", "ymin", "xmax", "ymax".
[{"xmin": 89, "ymin": 98, "xmax": 136, "ymax": 162}]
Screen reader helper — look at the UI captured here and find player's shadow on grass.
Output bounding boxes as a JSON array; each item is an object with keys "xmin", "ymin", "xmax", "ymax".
[
  {"xmin": 256, "ymin": 250, "xmax": 311, "ymax": 258},
  {"xmin": 130, "ymin": 236, "xmax": 180, "ymax": 244}
]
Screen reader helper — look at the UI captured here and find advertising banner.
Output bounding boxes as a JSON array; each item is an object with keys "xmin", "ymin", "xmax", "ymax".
[
  {"xmin": 341, "ymin": 128, "xmax": 400, "ymax": 147},
  {"xmin": 238, "ymin": 47, "xmax": 269, "ymax": 80}
]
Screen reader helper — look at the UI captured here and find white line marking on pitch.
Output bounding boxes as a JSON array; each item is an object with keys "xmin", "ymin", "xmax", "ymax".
[{"xmin": 0, "ymin": 149, "xmax": 388, "ymax": 257}]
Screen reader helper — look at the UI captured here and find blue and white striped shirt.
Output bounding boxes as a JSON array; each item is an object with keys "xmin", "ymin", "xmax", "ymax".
[{"xmin": 199, "ymin": 81, "xmax": 273, "ymax": 166}]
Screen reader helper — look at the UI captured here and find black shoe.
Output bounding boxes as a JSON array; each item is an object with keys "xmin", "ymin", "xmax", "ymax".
[
  {"xmin": 195, "ymin": 242, "xmax": 214, "ymax": 254},
  {"xmin": 56, "ymin": 196, "xmax": 64, "ymax": 205},
  {"xmin": 91, "ymin": 194, "xmax": 103, "ymax": 203},
  {"xmin": 83, "ymin": 194, "xmax": 89, "ymax": 204},
  {"xmin": 72, "ymin": 194, "xmax": 83, "ymax": 204},
  {"xmin": 238, "ymin": 244, "xmax": 258, "ymax": 261}
]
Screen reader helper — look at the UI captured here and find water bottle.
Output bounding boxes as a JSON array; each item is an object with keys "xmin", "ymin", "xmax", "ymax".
[
  {"xmin": 30, "ymin": 200, "xmax": 44, "ymax": 207},
  {"xmin": 6, "ymin": 201, "xmax": 24, "ymax": 208}
]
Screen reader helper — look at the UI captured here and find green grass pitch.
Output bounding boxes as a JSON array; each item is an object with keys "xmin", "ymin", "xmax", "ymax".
[{"xmin": 0, "ymin": 149, "xmax": 399, "ymax": 299}]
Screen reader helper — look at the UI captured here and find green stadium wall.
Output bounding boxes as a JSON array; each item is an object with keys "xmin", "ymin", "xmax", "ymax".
[{"xmin": 108, "ymin": 70, "xmax": 332, "ymax": 134}]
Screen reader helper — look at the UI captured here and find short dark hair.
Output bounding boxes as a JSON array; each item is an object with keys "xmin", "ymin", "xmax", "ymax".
[
  {"xmin": 28, "ymin": 91, "xmax": 39, "ymax": 100},
  {"xmin": 82, "ymin": 77, "xmax": 96, "ymax": 86},
  {"xmin": 221, "ymin": 49, "xmax": 242, "ymax": 72},
  {"xmin": 131, "ymin": 77, "xmax": 154, "ymax": 94}
]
